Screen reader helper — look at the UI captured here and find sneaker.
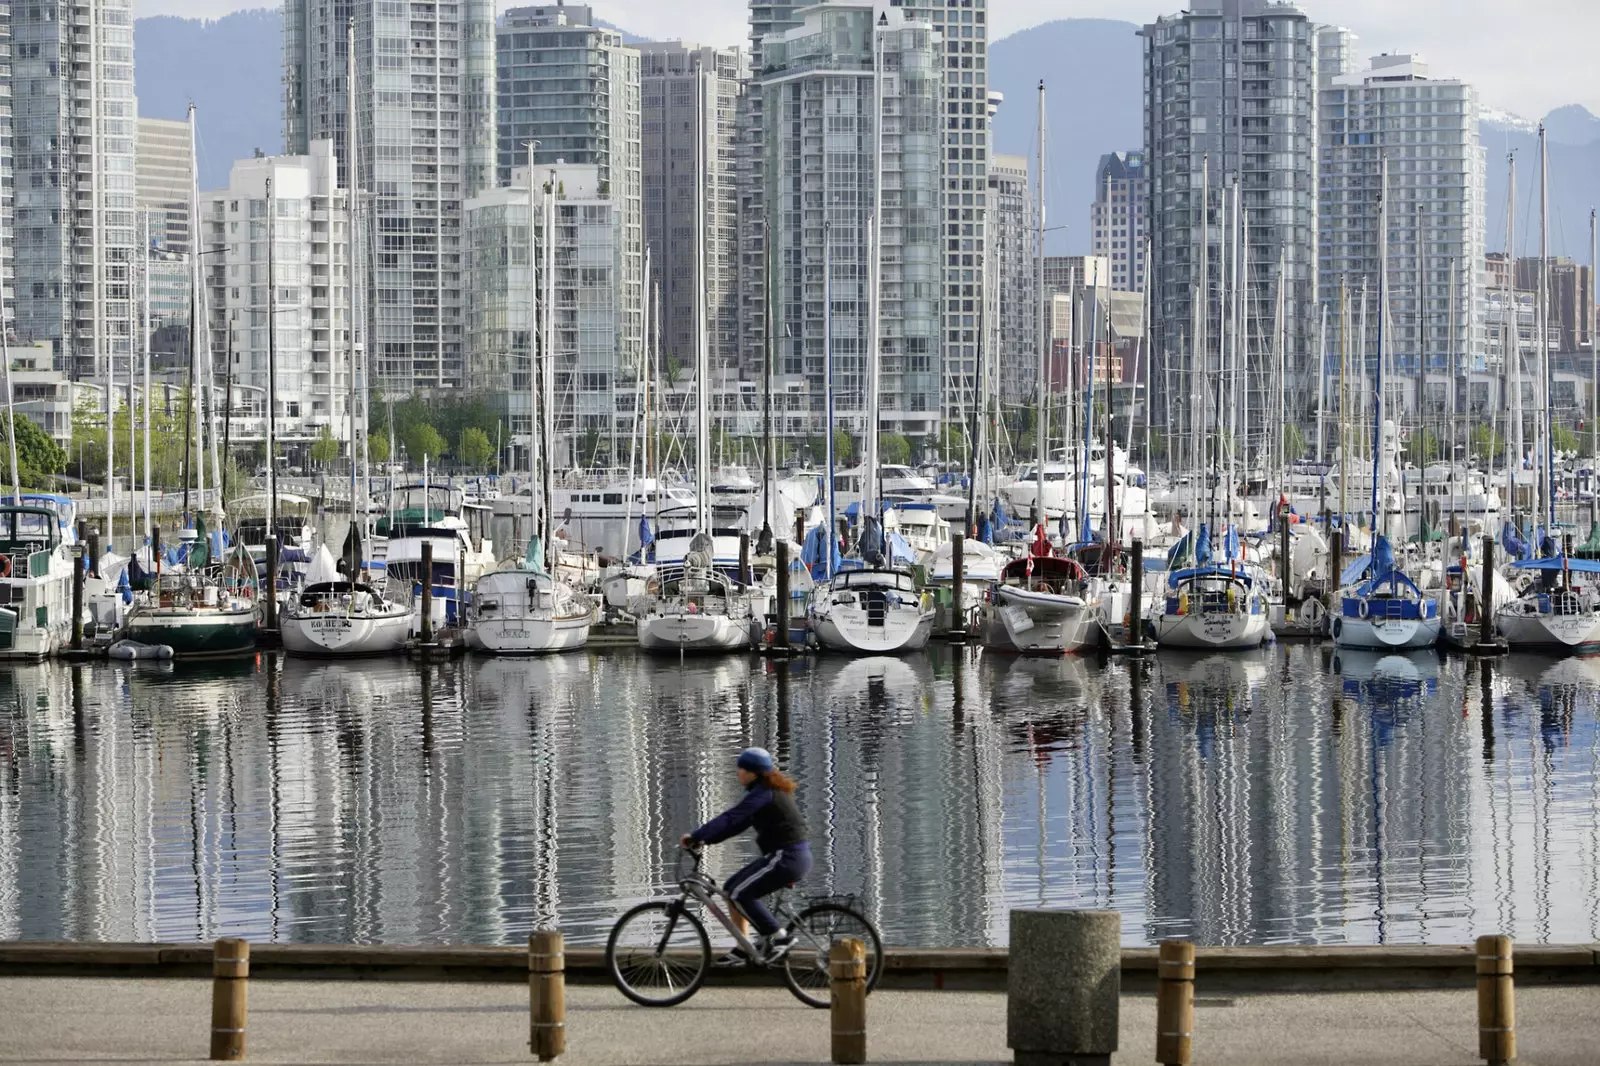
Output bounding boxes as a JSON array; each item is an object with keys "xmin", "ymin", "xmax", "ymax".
[
  {"xmin": 758, "ymin": 931, "xmax": 794, "ymax": 964},
  {"xmin": 713, "ymin": 947, "xmax": 752, "ymax": 968}
]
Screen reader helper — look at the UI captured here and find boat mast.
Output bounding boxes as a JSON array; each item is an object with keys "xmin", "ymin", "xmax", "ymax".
[
  {"xmin": 345, "ymin": 15, "xmax": 360, "ymax": 571},
  {"xmin": 760, "ymin": 217, "xmax": 774, "ymax": 553},
  {"xmin": 526, "ymin": 147, "xmax": 541, "ymax": 555},
  {"xmin": 1505, "ymin": 152, "xmax": 1519, "ymax": 525},
  {"xmin": 1033, "ymin": 81, "xmax": 1047, "ymax": 541},
  {"xmin": 1372, "ymin": 156, "xmax": 1387, "ymax": 531},
  {"xmin": 824, "ymin": 214, "xmax": 836, "ymax": 577},
  {"xmin": 0, "ymin": 230, "xmax": 16, "ymax": 502},
  {"xmin": 541, "ymin": 161, "xmax": 555, "ymax": 566},
  {"xmin": 265, "ymin": 171, "xmax": 278, "ymax": 542},
  {"xmin": 1447, "ymin": 256, "xmax": 1457, "ymax": 535},
  {"xmin": 693, "ymin": 68, "xmax": 710, "ymax": 537},
  {"xmin": 1537, "ymin": 123, "xmax": 1552, "ymax": 543},
  {"xmin": 192, "ymin": 109, "xmax": 208, "ymax": 521},
  {"xmin": 1195, "ymin": 154, "xmax": 1208, "ymax": 534},
  {"xmin": 141, "ymin": 205, "xmax": 152, "ymax": 545},
  {"xmin": 863, "ymin": 25, "xmax": 883, "ymax": 532},
  {"xmin": 1337, "ymin": 278, "xmax": 1347, "ymax": 542}
]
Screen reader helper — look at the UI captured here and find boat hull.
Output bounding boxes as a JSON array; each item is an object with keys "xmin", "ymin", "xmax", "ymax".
[
  {"xmin": 281, "ymin": 609, "xmax": 411, "ymax": 657},
  {"xmin": 1331, "ymin": 613, "xmax": 1440, "ymax": 650},
  {"xmin": 125, "ymin": 609, "xmax": 258, "ymax": 657},
  {"xmin": 637, "ymin": 611, "xmax": 752, "ymax": 653},
  {"xmin": 469, "ymin": 614, "xmax": 592, "ymax": 654},
  {"xmin": 810, "ymin": 607, "xmax": 934, "ymax": 654},
  {"xmin": 1153, "ymin": 608, "xmax": 1269, "ymax": 650},
  {"xmin": 1497, "ymin": 606, "xmax": 1600, "ymax": 653},
  {"xmin": 984, "ymin": 587, "xmax": 1101, "ymax": 655}
]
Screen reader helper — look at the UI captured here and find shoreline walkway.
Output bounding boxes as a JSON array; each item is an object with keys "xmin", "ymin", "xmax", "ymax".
[{"xmin": 2, "ymin": 976, "xmax": 1599, "ymax": 1064}]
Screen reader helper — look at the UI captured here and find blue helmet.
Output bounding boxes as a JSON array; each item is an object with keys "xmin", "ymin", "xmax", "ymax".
[{"xmin": 736, "ymin": 746, "xmax": 775, "ymax": 774}]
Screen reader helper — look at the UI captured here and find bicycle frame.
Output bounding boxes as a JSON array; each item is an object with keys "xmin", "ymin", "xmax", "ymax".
[{"xmin": 666, "ymin": 848, "xmax": 797, "ymax": 963}]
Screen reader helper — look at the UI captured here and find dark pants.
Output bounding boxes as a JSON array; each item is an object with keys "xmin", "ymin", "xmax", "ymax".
[{"xmin": 724, "ymin": 842, "xmax": 812, "ymax": 935}]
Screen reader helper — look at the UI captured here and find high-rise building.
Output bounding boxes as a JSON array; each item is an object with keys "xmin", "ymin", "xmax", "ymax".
[
  {"xmin": 894, "ymin": 0, "xmax": 990, "ymax": 440},
  {"xmin": 639, "ymin": 41, "xmax": 745, "ymax": 388},
  {"xmin": 1140, "ymin": 0, "xmax": 1319, "ymax": 436},
  {"xmin": 136, "ymin": 117, "xmax": 195, "ymax": 254},
  {"xmin": 136, "ymin": 117, "xmax": 196, "ymax": 366},
  {"xmin": 466, "ymin": 162, "xmax": 627, "ymax": 465},
  {"xmin": 13, "ymin": 0, "xmax": 138, "ymax": 381},
  {"xmin": 1320, "ymin": 52, "xmax": 1485, "ymax": 416},
  {"xmin": 203, "ymin": 140, "xmax": 351, "ymax": 440},
  {"xmin": 987, "ymin": 152, "xmax": 1035, "ymax": 406},
  {"xmin": 1517, "ymin": 257, "xmax": 1595, "ymax": 354},
  {"xmin": 283, "ymin": 0, "xmax": 496, "ymax": 395},
  {"xmin": 757, "ymin": 1, "xmax": 944, "ymax": 442},
  {"xmin": 1044, "ymin": 255, "xmax": 1110, "ymax": 299},
  {"xmin": 1090, "ymin": 152, "xmax": 1148, "ymax": 293},
  {"xmin": 496, "ymin": 5, "xmax": 643, "ymax": 426},
  {"xmin": 735, "ymin": 2, "xmax": 802, "ymax": 382}
]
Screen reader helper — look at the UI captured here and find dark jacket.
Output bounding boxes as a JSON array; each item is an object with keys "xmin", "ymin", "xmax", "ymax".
[{"xmin": 690, "ymin": 780, "xmax": 806, "ymax": 854}]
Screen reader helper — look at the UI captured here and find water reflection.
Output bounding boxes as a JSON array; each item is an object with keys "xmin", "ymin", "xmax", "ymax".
[{"xmin": 1, "ymin": 646, "xmax": 1598, "ymax": 948}]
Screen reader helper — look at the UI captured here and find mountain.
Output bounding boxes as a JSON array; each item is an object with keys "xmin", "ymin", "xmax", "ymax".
[
  {"xmin": 134, "ymin": 9, "xmax": 284, "ymax": 191},
  {"xmin": 987, "ymin": 19, "xmax": 1143, "ymax": 256}
]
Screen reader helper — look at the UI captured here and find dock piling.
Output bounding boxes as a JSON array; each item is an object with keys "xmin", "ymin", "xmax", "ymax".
[
  {"xmin": 420, "ymin": 542, "xmax": 435, "ymax": 644},
  {"xmin": 71, "ymin": 546, "xmax": 84, "ymax": 650},
  {"xmin": 739, "ymin": 533, "xmax": 751, "ymax": 588},
  {"xmin": 830, "ymin": 937, "xmax": 867, "ymax": 1065},
  {"xmin": 1155, "ymin": 940, "xmax": 1195, "ymax": 1066},
  {"xmin": 775, "ymin": 541, "xmax": 792, "ymax": 653},
  {"xmin": 1475, "ymin": 934, "xmax": 1515, "ymax": 1066},
  {"xmin": 88, "ymin": 527, "xmax": 101, "ymax": 579},
  {"xmin": 1476, "ymin": 535, "xmax": 1499, "ymax": 653},
  {"xmin": 950, "ymin": 532, "xmax": 966, "ymax": 642},
  {"xmin": 1129, "ymin": 539, "xmax": 1145, "ymax": 648},
  {"xmin": 209, "ymin": 938, "xmax": 249, "ymax": 1061},
  {"xmin": 264, "ymin": 535, "xmax": 279, "ymax": 632},
  {"xmin": 528, "ymin": 930, "xmax": 566, "ymax": 1062}
]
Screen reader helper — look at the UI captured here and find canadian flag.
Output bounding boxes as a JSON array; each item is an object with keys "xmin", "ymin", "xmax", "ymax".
[{"xmin": 1025, "ymin": 555, "xmax": 1033, "ymax": 578}]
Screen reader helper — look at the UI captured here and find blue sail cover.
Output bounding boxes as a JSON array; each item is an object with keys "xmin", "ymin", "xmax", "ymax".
[
  {"xmin": 1372, "ymin": 533, "xmax": 1396, "ymax": 580},
  {"xmin": 977, "ymin": 513, "xmax": 993, "ymax": 544},
  {"xmin": 1511, "ymin": 555, "xmax": 1600, "ymax": 573},
  {"xmin": 638, "ymin": 514, "xmax": 654, "ymax": 549},
  {"xmin": 991, "ymin": 498, "xmax": 1008, "ymax": 531},
  {"xmin": 802, "ymin": 522, "xmax": 839, "ymax": 580},
  {"xmin": 858, "ymin": 516, "xmax": 885, "ymax": 562},
  {"xmin": 885, "ymin": 532, "xmax": 917, "ymax": 568},
  {"xmin": 1502, "ymin": 521, "xmax": 1529, "ymax": 561},
  {"xmin": 525, "ymin": 533, "xmax": 546, "ymax": 574},
  {"xmin": 1223, "ymin": 525, "xmax": 1240, "ymax": 561},
  {"xmin": 1166, "ymin": 530, "xmax": 1192, "ymax": 571},
  {"xmin": 1194, "ymin": 524, "xmax": 1212, "ymax": 565}
]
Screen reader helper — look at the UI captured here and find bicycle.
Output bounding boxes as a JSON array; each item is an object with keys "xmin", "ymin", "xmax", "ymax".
[{"xmin": 605, "ymin": 844, "xmax": 884, "ymax": 1008}]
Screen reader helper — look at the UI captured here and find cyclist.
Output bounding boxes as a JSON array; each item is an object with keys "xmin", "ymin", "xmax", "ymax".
[{"xmin": 681, "ymin": 746, "xmax": 811, "ymax": 965}]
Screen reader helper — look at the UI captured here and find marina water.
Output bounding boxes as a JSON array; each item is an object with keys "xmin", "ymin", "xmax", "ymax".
[{"xmin": 2, "ymin": 647, "xmax": 1598, "ymax": 948}]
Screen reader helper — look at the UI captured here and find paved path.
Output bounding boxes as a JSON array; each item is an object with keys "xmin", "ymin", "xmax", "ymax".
[{"xmin": 1, "ymin": 977, "xmax": 1598, "ymax": 1064}]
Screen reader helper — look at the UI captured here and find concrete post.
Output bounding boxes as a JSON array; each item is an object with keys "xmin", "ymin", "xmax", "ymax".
[{"xmin": 1007, "ymin": 910, "xmax": 1120, "ymax": 1066}]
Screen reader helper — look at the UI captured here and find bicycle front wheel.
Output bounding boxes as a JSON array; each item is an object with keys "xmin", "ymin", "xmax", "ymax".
[
  {"xmin": 606, "ymin": 900, "xmax": 711, "ymax": 1007},
  {"xmin": 780, "ymin": 901, "xmax": 884, "ymax": 1008}
]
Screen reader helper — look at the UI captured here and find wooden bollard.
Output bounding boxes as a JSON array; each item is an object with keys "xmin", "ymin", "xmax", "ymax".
[
  {"xmin": 419, "ymin": 541, "xmax": 434, "ymax": 644},
  {"xmin": 209, "ymin": 938, "xmax": 249, "ymax": 1061},
  {"xmin": 71, "ymin": 546, "xmax": 84, "ymax": 650},
  {"xmin": 950, "ymin": 532, "xmax": 966, "ymax": 640},
  {"xmin": 830, "ymin": 937, "xmax": 867, "ymax": 1065},
  {"xmin": 1478, "ymin": 535, "xmax": 1496, "ymax": 649},
  {"xmin": 529, "ymin": 930, "xmax": 566, "ymax": 1062},
  {"xmin": 1476, "ymin": 934, "xmax": 1515, "ymax": 1065},
  {"xmin": 775, "ymin": 540, "xmax": 792, "ymax": 652},
  {"xmin": 1155, "ymin": 940, "xmax": 1195, "ymax": 1066}
]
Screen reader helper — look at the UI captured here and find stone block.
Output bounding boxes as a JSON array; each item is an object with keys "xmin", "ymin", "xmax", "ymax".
[{"xmin": 1006, "ymin": 909, "xmax": 1120, "ymax": 1066}]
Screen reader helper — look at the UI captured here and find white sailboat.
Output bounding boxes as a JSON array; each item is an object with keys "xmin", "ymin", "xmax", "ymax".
[
  {"xmin": 981, "ymin": 81, "xmax": 1102, "ymax": 656},
  {"xmin": 636, "ymin": 68, "xmax": 755, "ymax": 654},
  {"xmin": 807, "ymin": 32, "xmax": 934, "ymax": 656}
]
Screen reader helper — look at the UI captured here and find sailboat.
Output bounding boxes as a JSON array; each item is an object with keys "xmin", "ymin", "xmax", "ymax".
[
  {"xmin": 282, "ymin": 58, "xmax": 412, "ymax": 659},
  {"xmin": 468, "ymin": 151, "xmax": 596, "ymax": 655},
  {"xmin": 1153, "ymin": 158, "xmax": 1270, "ymax": 651},
  {"xmin": 1495, "ymin": 125, "xmax": 1600, "ymax": 652},
  {"xmin": 636, "ymin": 70, "xmax": 756, "ymax": 654},
  {"xmin": 980, "ymin": 82, "xmax": 1102, "ymax": 656},
  {"xmin": 124, "ymin": 107, "xmax": 257, "ymax": 657},
  {"xmin": 807, "ymin": 42, "xmax": 934, "ymax": 655},
  {"xmin": 1331, "ymin": 156, "xmax": 1439, "ymax": 651}
]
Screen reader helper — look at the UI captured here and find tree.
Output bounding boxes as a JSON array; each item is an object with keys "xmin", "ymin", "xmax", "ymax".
[
  {"xmin": 1404, "ymin": 426, "xmax": 1439, "ymax": 467},
  {"xmin": 0, "ymin": 413, "xmax": 66, "ymax": 489},
  {"xmin": 1470, "ymin": 423, "xmax": 1504, "ymax": 464},
  {"xmin": 937, "ymin": 422, "xmax": 968, "ymax": 463},
  {"xmin": 368, "ymin": 432, "xmax": 391, "ymax": 464},
  {"xmin": 456, "ymin": 427, "xmax": 495, "ymax": 471},
  {"xmin": 309, "ymin": 425, "xmax": 339, "ymax": 467},
  {"xmin": 806, "ymin": 428, "xmax": 856, "ymax": 465},
  {"xmin": 1281, "ymin": 422, "xmax": 1308, "ymax": 463},
  {"xmin": 404, "ymin": 423, "xmax": 445, "ymax": 463},
  {"xmin": 1551, "ymin": 422, "xmax": 1581, "ymax": 457},
  {"xmin": 878, "ymin": 432, "xmax": 911, "ymax": 466}
]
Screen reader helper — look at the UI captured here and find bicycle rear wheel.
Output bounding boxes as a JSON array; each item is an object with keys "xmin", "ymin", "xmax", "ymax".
[
  {"xmin": 780, "ymin": 901, "xmax": 884, "ymax": 1008},
  {"xmin": 606, "ymin": 900, "xmax": 711, "ymax": 1007}
]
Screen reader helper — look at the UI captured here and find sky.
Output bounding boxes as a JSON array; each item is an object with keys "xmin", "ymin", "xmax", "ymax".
[{"xmin": 135, "ymin": 0, "xmax": 1600, "ymax": 121}]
